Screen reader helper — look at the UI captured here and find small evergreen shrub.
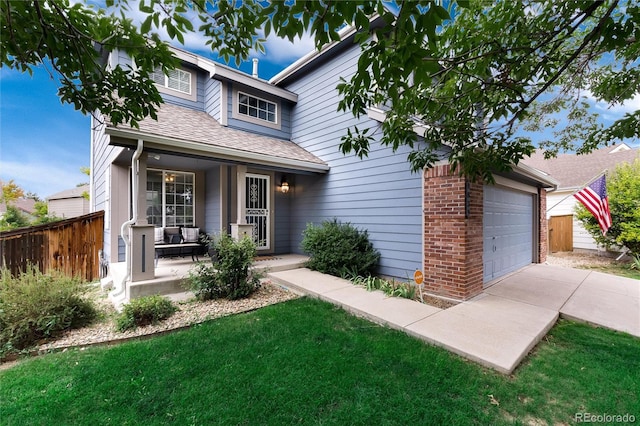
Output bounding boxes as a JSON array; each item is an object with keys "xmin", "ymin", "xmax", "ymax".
[
  {"xmin": 0, "ymin": 266, "xmax": 96, "ymax": 354},
  {"xmin": 301, "ymin": 219, "xmax": 380, "ymax": 277},
  {"xmin": 115, "ymin": 295, "xmax": 177, "ymax": 332},
  {"xmin": 185, "ymin": 233, "xmax": 261, "ymax": 301},
  {"xmin": 186, "ymin": 262, "xmax": 227, "ymax": 301}
]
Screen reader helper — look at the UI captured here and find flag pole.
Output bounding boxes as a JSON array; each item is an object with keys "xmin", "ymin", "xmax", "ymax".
[{"xmin": 546, "ymin": 169, "xmax": 608, "ymax": 213}]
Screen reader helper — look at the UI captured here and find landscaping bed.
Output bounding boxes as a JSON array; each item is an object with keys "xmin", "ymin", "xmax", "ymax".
[{"xmin": 1, "ymin": 281, "xmax": 298, "ymax": 369}]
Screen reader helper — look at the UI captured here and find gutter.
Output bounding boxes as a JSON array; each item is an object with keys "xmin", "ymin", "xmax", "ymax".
[
  {"xmin": 512, "ymin": 162, "xmax": 558, "ymax": 190},
  {"xmin": 112, "ymin": 139, "xmax": 144, "ymax": 299},
  {"xmin": 106, "ymin": 127, "xmax": 330, "ymax": 173}
]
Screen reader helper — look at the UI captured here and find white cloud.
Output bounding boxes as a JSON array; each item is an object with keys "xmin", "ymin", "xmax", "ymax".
[
  {"xmin": 584, "ymin": 90, "xmax": 640, "ymax": 115},
  {"xmin": 254, "ymin": 31, "xmax": 316, "ymax": 62}
]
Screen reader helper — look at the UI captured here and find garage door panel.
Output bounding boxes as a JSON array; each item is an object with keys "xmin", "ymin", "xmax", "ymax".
[{"xmin": 483, "ymin": 186, "xmax": 534, "ymax": 283}]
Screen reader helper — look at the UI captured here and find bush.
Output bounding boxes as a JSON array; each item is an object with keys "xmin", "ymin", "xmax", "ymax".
[
  {"xmin": 185, "ymin": 233, "xmax": 261, "ymax": 301},
  {"xmin": 301, "ymin": 219, "xmax": 380, "ymax": 277},
  {"xmin": 0, "ymin": 266, "xmax": 96, "ymax": 354},
  {"xmin": 115, "ymin": 295, "xmax": 177, "ymax": 332}
]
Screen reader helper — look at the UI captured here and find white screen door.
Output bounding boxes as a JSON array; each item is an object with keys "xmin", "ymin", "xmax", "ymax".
[{"xmin": 245, "ymin": 174, "xmax": 270, "ymax": 250}]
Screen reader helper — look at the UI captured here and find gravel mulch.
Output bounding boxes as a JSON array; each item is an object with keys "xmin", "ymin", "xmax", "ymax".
[
  {"xmin": 546, "ymin": 251, "xmax": 626, "ymax": 268},
  {"xmin": 0, "ymin": 281, "xmax": 299, "ymax": 370}
]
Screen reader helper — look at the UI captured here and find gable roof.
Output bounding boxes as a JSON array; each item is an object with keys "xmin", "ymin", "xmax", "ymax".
[
  {"xmin": 521, "ymin": 144, "xmax": 639, "ymax": 190},
  {"xmin": 105, "ymin": 103, "xmax": 329, "ymax": 173},
  {"xmin": 48, "ymin": 185, "xmax": 89, "ymax": 201}
]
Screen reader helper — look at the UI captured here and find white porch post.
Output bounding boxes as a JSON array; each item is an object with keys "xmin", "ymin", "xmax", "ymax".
[
  {"xmin": 231, "ymin": 165, "xmax": 252, "ymax": 240},
  {"xmin": 129, "ymin": 148, "xmax": 154, "ymax": 282},
  {"xmin": 236, "ymin": 165, "xmax": 247, "ymax": 225}
]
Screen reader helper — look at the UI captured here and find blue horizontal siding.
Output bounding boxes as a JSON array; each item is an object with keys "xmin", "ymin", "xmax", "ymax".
[{"xmin": 282, "ymin": 41, "xmax": 436, "ymax": 279}]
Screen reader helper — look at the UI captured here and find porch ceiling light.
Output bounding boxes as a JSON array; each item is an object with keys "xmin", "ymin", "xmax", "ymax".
[{"xmin": 280, "ymin": 176, "xmax": 290, "ymax": 193}]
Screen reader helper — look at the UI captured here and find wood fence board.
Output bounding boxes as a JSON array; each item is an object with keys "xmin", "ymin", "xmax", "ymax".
[{"xmin": 0, "ymin": 211, "xmax": 104, "ymax": 281}]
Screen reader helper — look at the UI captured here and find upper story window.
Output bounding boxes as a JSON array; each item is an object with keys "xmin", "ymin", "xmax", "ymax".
[
  {"xmin": 150, "ymin": 68, "xmax": 191, "ymax": 95},
  {"xmin": 238, "ymin": 92, "xmax": 277, "ymax": 123}
]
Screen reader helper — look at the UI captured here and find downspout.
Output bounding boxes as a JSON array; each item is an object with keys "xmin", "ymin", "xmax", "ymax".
[{"xmin": 112, "ymin": 139, "xmax": 144, "ymax": 298}]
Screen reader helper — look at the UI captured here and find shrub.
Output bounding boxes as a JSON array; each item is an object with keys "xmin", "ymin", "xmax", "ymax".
[
  {"xmin": 185, "ymin": 233, "xmax": 261, "ymax": 301},
  {"xmin": 115, "ymin": 295, "xmax": 177, "ymax": 332},
  {"xmin": 301, "ymin": 219, "xmax": 380, "ymax": 277},
  {"xmin": 0, "ymin": 265, "xmax": 96, "ymax": 354},
  {"xmin": 186, "ymin": 262, "xmax": 227, "ymax": 301}
]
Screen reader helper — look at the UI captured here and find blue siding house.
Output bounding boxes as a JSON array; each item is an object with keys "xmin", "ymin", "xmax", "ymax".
[{"xmin": 91, "ymin": 26, "xmax": 556, "ymax": 302}]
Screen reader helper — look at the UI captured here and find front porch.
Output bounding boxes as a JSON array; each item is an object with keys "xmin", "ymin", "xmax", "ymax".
[{"xmin": 106, "ymin": 254, "xmax": 309, "ymax": 307}]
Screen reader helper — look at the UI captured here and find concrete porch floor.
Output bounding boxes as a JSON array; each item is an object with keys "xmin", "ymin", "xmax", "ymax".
[{"xmin": 106, "ymin": 254, "xmax": 309, "ymax": 305}]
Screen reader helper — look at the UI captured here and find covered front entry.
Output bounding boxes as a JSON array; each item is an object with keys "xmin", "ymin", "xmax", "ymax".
[
  {"xmin": 245, "ymin": 173, "xmax": 270, "ymax": 250},
  {"xmin": 483, "ymin": 185, "xmax": 534, "ymax": 283}
]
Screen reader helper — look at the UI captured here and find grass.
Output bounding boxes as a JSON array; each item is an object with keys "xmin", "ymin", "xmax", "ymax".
[
  {"xmin": 580, "ymin": 263, "xmax": 640, "ymax": 280},
  {"xmin": 2, "ymin": 298, "xmax": 639, "ymax": 425}
]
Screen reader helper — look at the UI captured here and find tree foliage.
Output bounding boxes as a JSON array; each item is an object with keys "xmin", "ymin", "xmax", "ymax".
[
  {"xmin": 1, "ymin": 180, "xmax": 25, "ymax": 205},
  {"xmin": 576, "ymin": 159, "xmax": 640, "ymax": 256},
  {"xmin": 2, "ymin": 0, "xmax": 638, "ymax": 180}
]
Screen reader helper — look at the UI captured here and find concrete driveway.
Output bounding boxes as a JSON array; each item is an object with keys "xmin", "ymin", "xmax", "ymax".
[{"xmin": 269, "ymin": 264, "xmax": 640, "ymax": 374}]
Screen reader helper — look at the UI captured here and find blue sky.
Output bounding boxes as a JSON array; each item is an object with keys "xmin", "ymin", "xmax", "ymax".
[{"xmin": 1, "ymin": 5, "xmax": 639, "ymax": 199}]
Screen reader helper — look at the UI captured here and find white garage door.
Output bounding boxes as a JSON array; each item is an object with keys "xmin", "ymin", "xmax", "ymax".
[{"xmin": 483, "ymin": 185, "xmax": 534, "ymax": 283}]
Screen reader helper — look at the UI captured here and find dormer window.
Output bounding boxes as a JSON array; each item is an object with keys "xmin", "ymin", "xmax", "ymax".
[
  {"xmin": 150, "ymin": 68, "xmax": 191, "ymax": 95},
  {"xmin": 238, "ymin": 92, "xmax": 277, "ymax": 123}
]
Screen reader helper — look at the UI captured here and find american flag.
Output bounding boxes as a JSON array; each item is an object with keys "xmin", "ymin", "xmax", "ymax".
[{"xmin": 573, "ymin": 175, "xmax": 612, "ymax": 235}]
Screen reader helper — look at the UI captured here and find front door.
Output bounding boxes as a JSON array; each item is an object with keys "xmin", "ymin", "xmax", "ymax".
[{"xmin": 245, "ymin": 174, "xmax": 270, "ymax": 250}]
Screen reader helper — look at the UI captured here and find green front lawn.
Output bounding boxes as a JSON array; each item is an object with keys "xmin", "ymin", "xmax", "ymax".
[{"xmin": 2, "ymin": 298, "xmax": 639, "ymax": 425}]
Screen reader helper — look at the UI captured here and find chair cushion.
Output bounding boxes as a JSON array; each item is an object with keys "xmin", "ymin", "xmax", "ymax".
[
  {"xmin": 183, "ymin": 227, "xmax": 200, "ymax": 243},
  {"xmin": 154, "ymin": 227, "xmax": 165, "ymax": 243}
]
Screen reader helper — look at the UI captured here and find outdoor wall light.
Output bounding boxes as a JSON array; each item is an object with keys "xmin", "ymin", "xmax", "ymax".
[{"xmin": 280, "ymin": 176, "xmax": 290, "ymax": 194}]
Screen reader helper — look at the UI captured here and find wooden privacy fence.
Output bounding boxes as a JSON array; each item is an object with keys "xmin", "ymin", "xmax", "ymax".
[{"xmin": 0, "ymin": 211, "xmax": 104, "ymax": 282}]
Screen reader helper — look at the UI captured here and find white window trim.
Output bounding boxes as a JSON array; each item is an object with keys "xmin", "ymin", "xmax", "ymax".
[
  {"xmin": 147, "ymin": 169, "xmax": 196, "ymax": 228},
  {"xmin": 232, "ymin": 87, "xmax": 281, "ymax": 130},
  {"xmin": 151, "ymin": 67, "xmax": 197, "ymax": 102}
]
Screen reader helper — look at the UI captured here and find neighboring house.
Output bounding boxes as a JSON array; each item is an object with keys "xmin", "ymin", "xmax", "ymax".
[
  {"xmin": 0, "ymin": 198, "xmax": 36, "ymax": 222},
  {"xmin": 47, "ymin": 185, "xmax": 90, "ymax": 219},
  {"xmin": 91, "ymin": 21, "xmax": 556, "ymax": 301},
  {"xmin": 522, "ymin": 144, "xmax": 639, "ymax": 253}
]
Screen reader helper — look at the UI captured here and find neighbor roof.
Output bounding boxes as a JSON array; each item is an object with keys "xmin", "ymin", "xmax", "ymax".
[
  {"xmin": 521, "ymin": 144, "xmax": 639, "ymax": 190},
  {"xmin": 48, "ymin": 184, "xmax": 89, "ymax": 200},
  {"xmin": 105, "ymin": 103, "xmax": 329, "ymax": 173},
  {"xmin": 0, "ymin": 198, "xmax": 36, "ymax": 215}
]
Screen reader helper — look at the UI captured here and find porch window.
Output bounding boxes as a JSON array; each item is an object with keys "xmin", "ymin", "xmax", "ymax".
[
  {"xmin": 150, "ymin": 67, "xmax": 191, "ymax": 95},
  {"xmin": 146, "ymin": 170, "xmax": 194, "ymax": 227}
]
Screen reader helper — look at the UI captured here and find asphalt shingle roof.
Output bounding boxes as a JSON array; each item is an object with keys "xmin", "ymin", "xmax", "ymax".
[
  {"xmin": 107, "ymin": 103, "xmax": 326, "ymax": 167},
  {"xmin": 521, "ymin": 144, "xmax": 639, "ymax": 190}
]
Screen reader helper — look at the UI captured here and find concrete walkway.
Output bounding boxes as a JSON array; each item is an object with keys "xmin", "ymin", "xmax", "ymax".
[{"xmin": 268, "ymin": 264, "xmax": 640, "ymax": 374}]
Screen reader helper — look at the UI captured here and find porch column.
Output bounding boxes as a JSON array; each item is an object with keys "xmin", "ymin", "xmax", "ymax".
[
  {"xmin": 236, "ymin": 165, "xmax": 247, "ymax": 225},
  {"xmin": 130, "ymin": 148, "xmax": 154, "ymax": 282}
]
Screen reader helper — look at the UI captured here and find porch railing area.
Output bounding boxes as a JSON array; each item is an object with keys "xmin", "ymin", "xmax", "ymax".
[{"xmin": 0, "ymin": 211, "xmax": 104, "ymax": 282}]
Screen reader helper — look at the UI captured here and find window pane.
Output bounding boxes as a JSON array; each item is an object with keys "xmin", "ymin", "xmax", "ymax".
[
  {"xmin": 239, "ymin": 104, "xmax": 248, "ymax": 114},
  {"xmin": 249, "ymin": 97, "xmax": 257, "ymax": 107},
  {"xmin": 258, "ymin": 110, "xmax": 266, "ymax": 120}
]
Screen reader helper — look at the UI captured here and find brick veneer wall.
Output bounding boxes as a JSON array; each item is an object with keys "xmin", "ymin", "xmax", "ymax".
[
  {"xmin": 423, "ymin": 165, "xmax": 484, "ymax": 300},
  {"xmin": 538, "ymin": 188, "xmax": 548, "ymax": 263}
]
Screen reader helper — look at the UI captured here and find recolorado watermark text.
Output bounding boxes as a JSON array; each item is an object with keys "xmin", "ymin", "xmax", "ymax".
[{"xmin": 575, "ymin": 412, "xmax": 636, "ymax": 423}]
